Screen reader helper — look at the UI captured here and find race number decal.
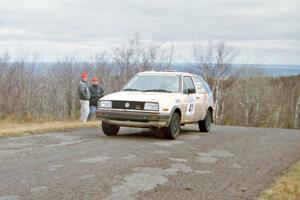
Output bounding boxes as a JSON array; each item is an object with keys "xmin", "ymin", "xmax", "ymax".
[
  {"xmin": 185, "ymin": 96, "xmax": 195, "ymax": 116},
  {"xmin": 187, "ymin": 103, "xmax": 195, "ymax": 115}
]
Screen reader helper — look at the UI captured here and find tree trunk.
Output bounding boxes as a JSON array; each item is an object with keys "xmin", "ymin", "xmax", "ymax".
[
  {"xmin": 245, "ymin": 108, "xmax": 250, "ymax": 126},
  {"xmin": 213, "ymin": 79, "xmax": 222, "ymax": 124},
  {"xmin": 294, "ymin": 95, "xmax": 300, "ymax": 129}
]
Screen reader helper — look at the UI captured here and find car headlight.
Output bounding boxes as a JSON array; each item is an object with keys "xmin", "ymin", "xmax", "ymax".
[
  {"xmin": 144, "ymin": 102, "xmax": 159, "ymax": 111},
  {"xmin": 99, "ymin": 100, "xmax": 112, "ymax": 108}
]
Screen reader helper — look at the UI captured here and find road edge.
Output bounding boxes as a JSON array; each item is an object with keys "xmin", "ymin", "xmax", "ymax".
[{"xmin": 258, "ymin": 161, "xmax": 300, "ymax": 200}]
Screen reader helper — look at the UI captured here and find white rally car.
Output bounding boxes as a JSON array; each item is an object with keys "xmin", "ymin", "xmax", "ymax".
[{"xmin": 96, "ymin": 71, "xmax": 214, "ymax": 139}]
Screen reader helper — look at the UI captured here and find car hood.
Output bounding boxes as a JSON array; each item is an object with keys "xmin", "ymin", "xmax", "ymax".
[{"xmin": 101, "ymin": 91, "xmax": 177, "ymax": 102}]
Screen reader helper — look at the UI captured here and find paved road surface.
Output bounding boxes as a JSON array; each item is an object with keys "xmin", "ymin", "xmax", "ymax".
[{"xmin": 0, "ymin": 125, "xmax": 300, "ymax": 200}]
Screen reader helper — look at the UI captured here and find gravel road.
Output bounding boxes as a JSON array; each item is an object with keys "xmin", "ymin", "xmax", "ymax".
[{"xmin": 0, "ymin": 125, "xmax": 299, "ymax": 200}]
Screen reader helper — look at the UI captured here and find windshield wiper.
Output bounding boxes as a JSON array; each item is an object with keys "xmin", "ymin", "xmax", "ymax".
[
  {"xmin": 143, "ymin": 89, "xmax": 172, "ymax": 93},
  {"xmin": 123, "ymin": 88, "xmax": 141, "ymax": 91}
]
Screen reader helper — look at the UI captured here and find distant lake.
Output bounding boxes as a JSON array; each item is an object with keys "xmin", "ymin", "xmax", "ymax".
[
  {"xmin": 172, "ymin": 64, "xmax": 300, "ymax": 77},
  {"xmin": 13, "ymin": 62, "xmax": 300, "ymax": 77},
  {"xmin": 256, "ymin": 67, "xmax": 300, "ymax": 77}
]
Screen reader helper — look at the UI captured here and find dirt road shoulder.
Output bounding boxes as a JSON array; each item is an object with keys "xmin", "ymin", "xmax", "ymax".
[{"xmin": 0, "ymin": 121, "xmax": 100, "ymax": 138}]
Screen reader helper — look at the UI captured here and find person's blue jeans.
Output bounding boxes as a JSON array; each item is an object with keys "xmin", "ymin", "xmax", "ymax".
[{"xmin": 88, "ymin": 106, "xmax": 97, "ymax": 120}]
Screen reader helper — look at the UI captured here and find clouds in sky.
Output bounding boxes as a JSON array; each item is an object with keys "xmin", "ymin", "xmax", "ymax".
[{"xmin": 0, "ymin": 0, "xmax": 299, "ymax": 64}]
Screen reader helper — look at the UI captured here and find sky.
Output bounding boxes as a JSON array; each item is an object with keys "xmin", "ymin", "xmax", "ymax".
[{"xmin": 0, "ymin": 0, "xmax": 299, "ymax": 65}]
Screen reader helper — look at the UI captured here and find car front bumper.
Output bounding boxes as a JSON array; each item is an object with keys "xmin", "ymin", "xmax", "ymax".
[{"xmin": 96, "ymin": 109, "xmax": 170, "ymax": 128}]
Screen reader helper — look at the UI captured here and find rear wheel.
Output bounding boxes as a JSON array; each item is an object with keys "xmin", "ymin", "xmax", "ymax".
[
  {"xmin": 162, "ymin": 112, "xmax": 181, "ymax": 139},
  {"xmin": 198, "ymin": 110, "xmax": 212, "ymax": 132},
  {"xmin": 102, "ymin": 121, "xmax": 120, "ymax": 136}
]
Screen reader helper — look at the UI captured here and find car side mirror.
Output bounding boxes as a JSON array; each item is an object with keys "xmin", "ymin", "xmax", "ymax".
[{"xmin": 187, "ymin": 88, "xmax": 195, "ymax": 94}]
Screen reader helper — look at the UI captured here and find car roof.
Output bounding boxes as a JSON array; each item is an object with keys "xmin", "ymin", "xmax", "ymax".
[{"xmin": 137, "ymin": 71, "xmax": 196, "ymax": 76}]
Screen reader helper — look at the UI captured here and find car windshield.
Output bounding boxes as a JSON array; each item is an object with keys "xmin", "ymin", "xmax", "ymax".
[{"xmin": 123, "ymin": 74, "xmax": 180, "ymax": 93}]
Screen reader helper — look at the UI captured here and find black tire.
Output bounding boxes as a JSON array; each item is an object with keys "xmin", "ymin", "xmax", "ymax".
[
  {"xmin": 102, "ymin": 121, "xmax": 120, "ymax": 136},
  {"xmin": 162, "ymin": 112, "xmax": 181, "ymax": 139},
  {"xmin": 198, "ymin": 110, "xmax": 212, "ymax": 132}
]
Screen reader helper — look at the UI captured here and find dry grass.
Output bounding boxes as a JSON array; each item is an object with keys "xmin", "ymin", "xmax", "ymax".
[
  {"xmin": 259, "ymin": 161, "xmax": 300, "ymax": 200},
  {"xmin": 0, "ymin": 121, "xmax": 100, "ymax": 138}
]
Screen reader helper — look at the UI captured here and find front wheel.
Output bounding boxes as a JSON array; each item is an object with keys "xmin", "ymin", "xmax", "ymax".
[
  {"xmin": 162, "ymin": 112, "xmax": 181, "ymax": 139},
  {"xmin": 198, "ymin": 110, "xmax": 212, "ymax": 132},
  {"xmin": 102, "ymin": 121, "xmax": 120, "ymax": 136}
]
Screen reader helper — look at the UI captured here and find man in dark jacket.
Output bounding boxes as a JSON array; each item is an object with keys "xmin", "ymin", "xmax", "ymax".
[
  {"xmin": 88, "ymin": 76, "xmax": 104, "ymax": 120},
  {"xmin": 78, "ymin": 72, "xmax": 91, "ymax": 122}
]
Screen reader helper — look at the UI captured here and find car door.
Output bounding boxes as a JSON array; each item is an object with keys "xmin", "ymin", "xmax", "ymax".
[
  {"xmin": 182, "ymin": 76, "xmax": 198, "ymax": 123},
  {"xmin": 193, "ymin": 76, "xmax": 209, "ymax": 121}
]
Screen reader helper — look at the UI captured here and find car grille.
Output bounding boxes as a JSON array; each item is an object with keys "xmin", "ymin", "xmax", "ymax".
[{"xmin": 112, "ymin": 101, "xmax": 145, "ymax": 110}]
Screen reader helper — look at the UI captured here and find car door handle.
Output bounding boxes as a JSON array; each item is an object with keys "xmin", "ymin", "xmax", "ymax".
[{"xmin": 196, "ymin": 97, "xmax": 200, "ymax": 99}]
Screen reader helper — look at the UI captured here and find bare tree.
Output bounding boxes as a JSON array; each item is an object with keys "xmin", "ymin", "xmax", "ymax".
[
  {"xmin": 192, "ymin": 42, "xmax": 214, "ymax": 82},
  {"xmin": 140, "ymin": 40, "xmax": 162, "ymax": 71},
  {"xmin": 112, "ymin": 34, "xmax": 167, "ymax": 89},
  {"xmin": 193, "ymin": 41, "xmax": 238, "ymax": 124},
  {"xmin": 94, "ymin": 52, "xmax": 114, "ymax": 93},
  {"xmin": 230, "ymin": 68, "xmax": 270, "ymax": 126},
  {"xmin": 112, "ymin": 34, "xmax": 140, "ymax": 88}
]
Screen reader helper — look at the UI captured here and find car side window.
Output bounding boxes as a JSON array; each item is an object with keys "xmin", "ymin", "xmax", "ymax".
[
  {"xmin": 193, "ymin": 76, "xmax": 206, "ymax": 93},
  {"xmin": 202, "ymin": 80, "xmax": 212, "ymax": 95},
  {"xmin": 193, "ymin": 76, "xmax": 212, "ymax": 94},
  {"xmin": 183, "ymin": 76, "xmax": 196, "ymax": 94}
]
